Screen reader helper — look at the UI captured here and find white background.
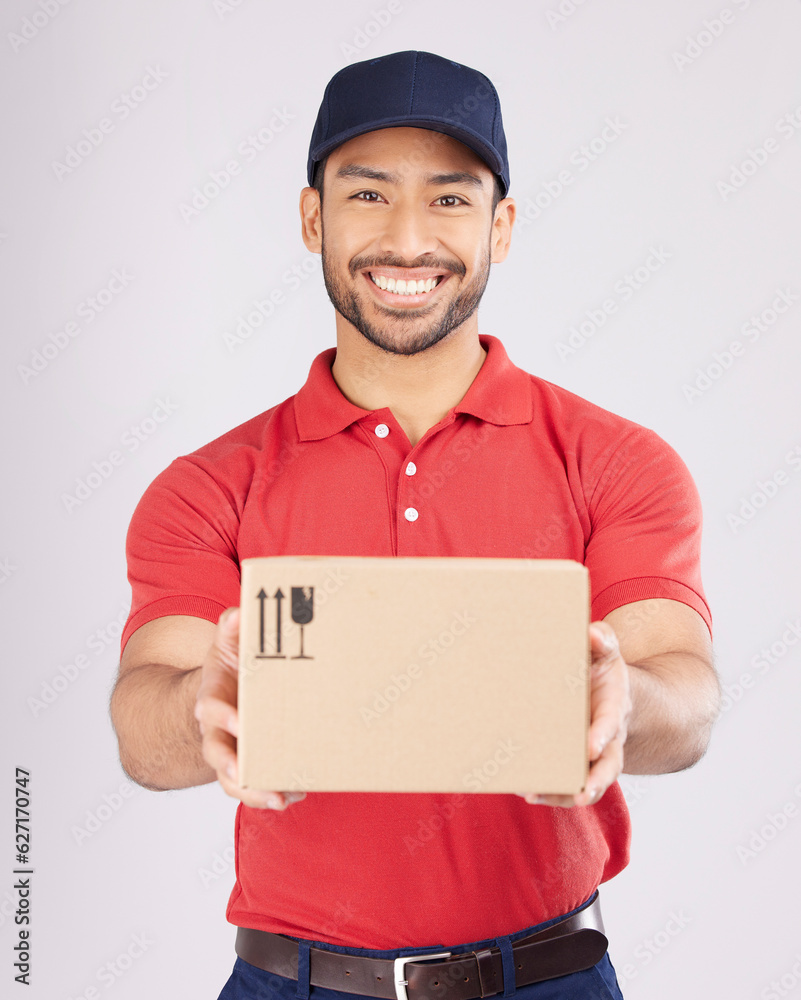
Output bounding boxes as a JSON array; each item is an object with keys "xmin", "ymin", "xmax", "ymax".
[{"xmin": 2, "ymin": 1, "xmax": 800, "ymax": 998}]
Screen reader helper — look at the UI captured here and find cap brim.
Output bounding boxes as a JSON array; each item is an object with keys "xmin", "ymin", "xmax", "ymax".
[{"xmin": 308, "ymin": 118, "xmax": 506, "ymax": 195}]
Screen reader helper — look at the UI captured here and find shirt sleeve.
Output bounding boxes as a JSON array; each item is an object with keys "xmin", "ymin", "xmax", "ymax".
[
  {"xmin": 120, "ymin": 456, "xmax": 243, "ymax": 655},
  {"xmin": 583, "ymin": 425, "xmax": 713, "ymax": 638}
]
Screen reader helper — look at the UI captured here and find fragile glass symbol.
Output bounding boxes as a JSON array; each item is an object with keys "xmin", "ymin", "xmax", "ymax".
[{"xmin": 291, "ymin": 587, "xmax": 314, "ymax": 660}]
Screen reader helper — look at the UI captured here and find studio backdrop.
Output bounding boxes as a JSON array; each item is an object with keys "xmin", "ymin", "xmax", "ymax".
[{"xmin": 2, "ymin": 1, "xmax": 800, "ymax": 998}]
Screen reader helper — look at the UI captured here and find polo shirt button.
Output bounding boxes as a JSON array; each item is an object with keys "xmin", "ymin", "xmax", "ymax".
[
  {"xmin": 404, "ymin": 507, "xmax": 419, "ymax": 522},
  {"xmin": 375, "ymin": 423, "xmax": 390, "ymax": 438},
  {"xmin": 405, "ymin": 462, "xmax": 416, "ymax": 476}
]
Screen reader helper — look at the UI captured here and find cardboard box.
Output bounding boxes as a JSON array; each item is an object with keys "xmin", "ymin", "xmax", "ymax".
[{"xmin": 237, "ymin": 556, "xmax": 590, "ymax": 794}]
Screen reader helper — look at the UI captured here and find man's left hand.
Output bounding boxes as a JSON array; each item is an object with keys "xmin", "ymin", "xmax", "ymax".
[{"xmin": 517, "ymin": 621, "xmax": 632, "ymax": 808}]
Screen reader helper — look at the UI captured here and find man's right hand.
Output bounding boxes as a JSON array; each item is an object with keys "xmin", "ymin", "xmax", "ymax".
[{"xmin": 195, "ymin": 606, "xmax": 307, "ymax": 811}]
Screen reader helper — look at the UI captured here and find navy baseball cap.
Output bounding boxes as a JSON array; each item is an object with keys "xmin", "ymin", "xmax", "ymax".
[{"xmin": 307, "ymin": 50, "xmax": 510, "ymax": 198}]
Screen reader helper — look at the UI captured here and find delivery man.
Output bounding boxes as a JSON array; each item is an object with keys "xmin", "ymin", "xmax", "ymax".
[{"xmin": 110, "ymin": 50, "xmax": 720, "ymax": 1000}]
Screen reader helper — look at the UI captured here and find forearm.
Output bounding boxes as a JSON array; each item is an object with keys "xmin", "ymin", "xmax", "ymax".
[
  {"xmin": 110, "ymin": 663, "xmax": 216, "ymax": 791},
  {"xmin": 622, "ymin": 651, "xmax": 721, "ymax": 774}
]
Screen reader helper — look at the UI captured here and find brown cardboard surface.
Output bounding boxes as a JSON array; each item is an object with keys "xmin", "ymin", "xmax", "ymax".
[{"xmin": 237, "ymin": 556, "xmax": 590, "ymax": 794}]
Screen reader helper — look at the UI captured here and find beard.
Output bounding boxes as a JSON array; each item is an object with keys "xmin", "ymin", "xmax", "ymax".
[{"xmin": 320, "ymin": 237, "xmax": 492, "ymax": 357}]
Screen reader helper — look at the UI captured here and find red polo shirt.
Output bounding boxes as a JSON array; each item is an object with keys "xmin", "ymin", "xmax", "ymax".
[{"xmin": 122, "ymin": 334, "xmax": 711, "ymax": 948}]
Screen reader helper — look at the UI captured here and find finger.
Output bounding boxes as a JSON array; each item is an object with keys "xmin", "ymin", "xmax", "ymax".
[
  {"xmin": 587, "ymin": 662, "xmax": 631, "ymax": 760},
  {"xmin": 219, "ymin": 776, "xmax": 290, "ymax": 810},
  {"xmin": 587, "ymin": 696, "xmax": 627, "ymax": 762},
  {"xmin": 203, "ymin": 607, "xmax": 240, "ymax": 677},
  {"xmin": 574, "ymin": 737, "xmax": 625, "ymax": 807},
  {"xmin": 221, "ymin": 781, "xmax": 306, "ymax": 811},
  {"xmin": 201, "ymin": 724, "xmax": 238, "ymax": 779},
  {"xmin": 201, "ymin": 722, "xmax": 308, "ymax": 810},
  {"xmin": 233, "ymin": 786, "xmax": 292, "ymax": 809},
  {"xmin": 197, "ymin": 666, "xmax": 238, "ymax": 712},
  {"xmin": 517, "ymin": 792, "xmax": 576, "ymax": 808},
  {"xmin": 218, "ymin": 606, "xmax": 239, "ymax": 627},
  {"xmin": 205, "ymin": 734, "xmax": 288, "ymax": 809},
  {"xmin": 196, "ymin": 630, "xmax": 240, "ymax": 729},
  {"xmin": 589, "ymin": 621, "xmax": 617, "ymax": 658},
  {"xmin": 195, "ymin": 694, "xmax": 239, "ymax": 739},
  {"xmin": 214, "ymin": 607, "xmax": 241, "ymax": 675}
]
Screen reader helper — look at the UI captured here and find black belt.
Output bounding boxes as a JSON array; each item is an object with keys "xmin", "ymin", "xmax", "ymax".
[{"xmin": 235, "ymin": 891, "xmax": 608, "ymax": 999}]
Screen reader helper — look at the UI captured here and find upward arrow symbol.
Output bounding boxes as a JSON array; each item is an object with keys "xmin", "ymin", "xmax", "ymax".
[
  {"xmin": 256, "ymin": 589, "xmax": 267, "ymax": 653},
  {"xmin": 274, "ymin": 588, "xmax": 285, "ymax": 654}
]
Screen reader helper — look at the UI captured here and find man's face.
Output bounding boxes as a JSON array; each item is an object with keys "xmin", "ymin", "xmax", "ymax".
[{"xmin": 315, "ymin": 127, "xmax": 500, "ymax": 356}]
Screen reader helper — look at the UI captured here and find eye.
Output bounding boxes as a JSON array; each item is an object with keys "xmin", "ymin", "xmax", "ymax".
[
  {"xmin": 351, "ymin": 190, "xmax": 384, "ymax": 202},
  {"xmin": 434, "ymin": 195, "xmax": 467, "ymax": 207}
]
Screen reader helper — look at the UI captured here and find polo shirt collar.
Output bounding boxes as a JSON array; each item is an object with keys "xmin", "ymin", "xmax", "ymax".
[
  {"xmin": 454, "ymin": 335, "xmax": 533, "ymax": 426},
  {"xmin": 294, "ymin": 334, "xmax": 533, "ymax": 442}
]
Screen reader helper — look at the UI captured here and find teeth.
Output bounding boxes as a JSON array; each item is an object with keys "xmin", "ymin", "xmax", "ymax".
[{"xmin": 370, "ymin": 274, "xmax": 440, "ymax": 295}]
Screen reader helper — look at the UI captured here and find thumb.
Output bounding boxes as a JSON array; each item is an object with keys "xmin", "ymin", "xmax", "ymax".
[
  {"xmin": 589, "ymin": 621, "xmax": 616, "ymax": 658},
  {"xmin": 214, "ymin": 607, "xmax": 241, "ymax": 671}
]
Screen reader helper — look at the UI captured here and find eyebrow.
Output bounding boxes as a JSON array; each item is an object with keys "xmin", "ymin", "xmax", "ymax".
[{"xmin": 334, "ymin": 164, "xmax": 486, "ymax": 189}]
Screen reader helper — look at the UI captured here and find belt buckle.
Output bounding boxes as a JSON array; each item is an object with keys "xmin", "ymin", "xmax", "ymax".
[{"xmin": 393, "ymin": 950, "xmax": 452, "ymax": 1000}]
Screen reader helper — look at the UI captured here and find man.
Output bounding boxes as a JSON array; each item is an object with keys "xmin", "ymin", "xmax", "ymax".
[{"xmin": 110, "ymin": 51, "xmax": 720, "ymax": 1000}]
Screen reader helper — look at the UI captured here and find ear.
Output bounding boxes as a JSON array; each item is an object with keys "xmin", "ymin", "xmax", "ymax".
[
  {"xmin": 490, "ymin": 197, "xmax": 515, "ymax": 264},
  {"xmin": 300, "ymin": 186, "xmax": 322, "ymax": 254}
]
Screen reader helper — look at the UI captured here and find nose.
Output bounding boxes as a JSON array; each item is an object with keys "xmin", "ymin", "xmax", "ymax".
[{"xmin": 377, "ymin": 200, "xmax": 439, "ymax": 263}]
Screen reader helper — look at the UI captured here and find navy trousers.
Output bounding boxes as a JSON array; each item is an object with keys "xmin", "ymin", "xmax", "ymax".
[{"xmin": 216, "ymin": 894, "xmax": 624, "ymax": 1000}]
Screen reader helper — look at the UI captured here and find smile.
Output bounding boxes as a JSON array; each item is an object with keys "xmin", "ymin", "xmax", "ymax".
[
  {"xmin": 369, "ymin": 273, "xmax": 442, "ymax": 295},
  {"xmin": 363, "ymin": 269, "xmax": 450, "ymax": 305}
]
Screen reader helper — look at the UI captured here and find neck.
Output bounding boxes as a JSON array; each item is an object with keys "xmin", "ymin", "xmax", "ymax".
[{"xmin": 331, "ymin": 316, "xmax": 487, "ymax": 448}]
